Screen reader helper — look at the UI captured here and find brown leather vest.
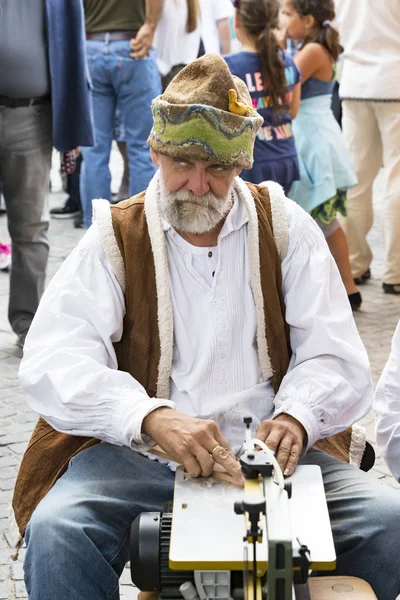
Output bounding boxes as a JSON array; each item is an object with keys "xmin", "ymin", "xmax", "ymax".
[{"xmin": 11, "ymin": 183, "xmax": 351, "ymax": 539}]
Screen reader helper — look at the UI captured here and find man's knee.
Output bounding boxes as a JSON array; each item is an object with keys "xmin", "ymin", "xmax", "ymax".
[
  {"xmin": 366, "ymin": 487, "xmax": 400, "ymax": 540},
  {"xmin": 26, "ymin": 494, "xmax": 78, "ymax": 550}
]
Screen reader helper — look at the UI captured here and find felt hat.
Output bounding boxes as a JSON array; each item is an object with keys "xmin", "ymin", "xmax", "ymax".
[{"xmin": 147, "ymin": 54, "xmax": 263, "ymax": 169}]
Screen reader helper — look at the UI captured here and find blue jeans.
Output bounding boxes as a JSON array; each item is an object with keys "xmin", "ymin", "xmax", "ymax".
[
  {"xmin": 80, "ymin": 40, "xmax": 161, "ymax": 229},
  {"xmin": 24, "ymin": 445, "xmax": 400, "ymax": 600}
]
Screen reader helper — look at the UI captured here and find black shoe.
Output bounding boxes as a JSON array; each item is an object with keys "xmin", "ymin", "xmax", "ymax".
[
  {"xmin": 50, "ymin": 205, "xmax": 81, "ymax": 219},
  {"xmin": 348, "ymin": 291, "xmax": 362, "ymax": 311},
  {"xmin": 16, "ymin": 331, "xmax": 28, "ymax": 349},
  {"xmin": 383, "ymin": 283, "xmax": 400, "ymax": 295},
  {"xmin": 353, "ymin": 269, "xmax": 371, "ymax": 285},
  {"xmin": 73, "ymin": 212, "xmax": 83, "ymax": 229}
]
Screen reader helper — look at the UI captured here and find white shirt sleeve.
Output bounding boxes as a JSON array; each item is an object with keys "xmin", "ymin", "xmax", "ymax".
[
  {"xmin": 374, "ymin": 321, "xmax": 400, "ymax": 481},
  {"xmin": 273, "ymin": 199, "xmax": 373, "ymax": 449},
  {"xmin": 18, "ymin": 224, "xmax": 175, "ymax": 450},
  {"xmin": 214, "ymin": 0, "xmax": 233, "ymax": 21}
]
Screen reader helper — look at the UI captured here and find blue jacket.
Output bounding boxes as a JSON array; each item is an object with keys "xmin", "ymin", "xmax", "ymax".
[{"xmin": 46, "ymin": 0, "xmax": 94, "ymax": 151}]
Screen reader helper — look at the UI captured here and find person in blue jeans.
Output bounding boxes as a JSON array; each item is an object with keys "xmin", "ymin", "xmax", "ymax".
[
  {"xmin": 80, "ymin": 0, "xmax": 163, "ymax": 229},
  {"xmin": 0, "ymin": 0, "xmax": 93, "ymax": 347}
]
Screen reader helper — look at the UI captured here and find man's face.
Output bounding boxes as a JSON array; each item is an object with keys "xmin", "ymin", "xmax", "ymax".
[{"xmin": 151, "ymin": 151, "xmax": 241, "ymax": 234}]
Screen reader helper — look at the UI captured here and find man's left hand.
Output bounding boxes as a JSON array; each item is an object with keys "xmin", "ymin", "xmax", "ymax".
[
  {"xmin": 130, "ymin": 24, "xmax": 154, "ymax": 59},
  {"xmin": 255, "ymin": 414, "xmax": 306, "ymax": 477}
]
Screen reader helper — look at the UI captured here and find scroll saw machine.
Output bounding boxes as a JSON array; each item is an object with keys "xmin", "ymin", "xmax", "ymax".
[{"xmin": 130, "ymin": 418, "xmax": 372, "ymax": 600}]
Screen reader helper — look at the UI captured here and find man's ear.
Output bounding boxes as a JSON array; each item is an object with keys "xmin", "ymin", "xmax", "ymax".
[{"xmin": 150, "ymin": 148, "xmax": 160, "ymax": 168}]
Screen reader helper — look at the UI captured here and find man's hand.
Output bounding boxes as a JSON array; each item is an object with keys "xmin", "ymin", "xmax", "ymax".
[
  {"xmin": 130, "ymin": 0, "xmax": 163, "ymax": 59},
  {"xmin": 130, "ymin": 24, "xmax": 155, "ymax": 59},
  {"xmin": 255, "ymin": 414, "xmax": 306, "ymax": 477},
  {"xmin": 142, "ymin": 408, "xmax": 243, "ymax": 483}
]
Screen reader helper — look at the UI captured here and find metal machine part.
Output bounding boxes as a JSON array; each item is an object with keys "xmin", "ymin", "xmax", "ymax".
[
  {"xmin": 131, "ymin": 511, "xmax": 195, "ymax": 598},
  {"xmin": 130, "ymin": 509, "xmax": 245, "ymax": 600},
  {"xmin": 130, "ymin": 418, "xmax": 330, "ymax": 600},
  {"xmin": 130, "ymin": 484, "xmax": 309, "ymax": 600}
]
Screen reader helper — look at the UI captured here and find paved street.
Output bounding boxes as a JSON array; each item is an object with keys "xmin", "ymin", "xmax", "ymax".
[{"xmin": 0, "ymin": 156, "xmax": 399, "ymax": 598}]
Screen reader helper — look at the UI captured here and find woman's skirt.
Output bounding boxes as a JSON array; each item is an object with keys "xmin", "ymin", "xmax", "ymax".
[{"xmin": 289, "ymin": 95, "xmax": 357, "ymax": 213}]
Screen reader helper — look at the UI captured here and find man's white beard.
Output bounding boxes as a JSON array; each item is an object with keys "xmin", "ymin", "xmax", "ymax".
[{"xmin": 160, "ymin": 178, "xmax": 233, "ymax": 234}]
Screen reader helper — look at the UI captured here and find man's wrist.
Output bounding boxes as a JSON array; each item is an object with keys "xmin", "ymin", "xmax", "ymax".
[
  {"xmin": 274, "ymin": 413, "xmax": 307, "ymax": 444},
  {"xmin": 141, "ymin": 405, "xmax": 172, "ymax": 437},
  {"xmin": 144, "ymin": 21, "xmax": 157, "ymax": 33}
]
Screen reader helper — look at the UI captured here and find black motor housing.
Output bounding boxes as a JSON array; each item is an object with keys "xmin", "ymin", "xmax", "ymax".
[{"xmin": 130, "ymin": 511, "xmax": 195, "ymax": 598}]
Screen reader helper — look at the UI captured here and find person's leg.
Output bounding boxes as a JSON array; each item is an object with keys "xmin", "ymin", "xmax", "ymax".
[
  {"xmin": 50, "ymin": 154, "xmax": 83, "ymax": 218},
  {"xmin": 111, "ymin": 43, "xmax": 161, "ymax": 196},
  {"xmin": 325, "ymin": 224, "xmax": 359, "ymax": 295},
  {"xmin": 313, "ymin": 216, "xmax": 361, "ymax": 308},
  {"xmin": 116, "ymin": 141, "xmax": 130, "ymax": 199},
  {"xmin": 80, "ymin": 40, "xmax": 116, "ymax": 229},
  {"xmin": 112, "ymin": 106, "xmax": 130, "ymax": 200},
  {"xmin": 24, "ymin": 443, "xmax": 175, "ymax": 600},
  {"xmin": 341, "ymin": 101, "xmax": 382, "ymax": 279},
  {"xmin": 0, "ymin": 177, "xmax": 6, "ymax": 214},
  {"xmin": 67, "ymin": 153, "xmax": 83, "ymax": 212},
  {"xmin": 375, "ymin": 102, "xmax": 400, "ymax": 287},
  {"xmin": 0, "ymin": 102, "xmax": 52, "ymax": 339},
  {"xmin": 300, "ymin": 448, "xmax": 400, "ymax": 600}
]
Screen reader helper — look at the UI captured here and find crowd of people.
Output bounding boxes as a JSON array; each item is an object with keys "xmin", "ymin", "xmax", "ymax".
[
  {"xmin": 3, "ymin": 0, "xmax": 399, "ymax": 304},
  {"xmin": 1, "ymin": 0, "xmax": 400, "ymax": 598}
]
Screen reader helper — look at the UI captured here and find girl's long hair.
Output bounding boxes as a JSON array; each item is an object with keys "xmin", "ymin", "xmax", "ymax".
[
  {"xmin": 237, "ymin": 0, "xmax": 287, "ymax": 110},
  {"xmin": 186, "ymin": 0, "xmax": 200, "ymax": 33},
  {"xmin": 291, "ymin": 0, "xmax": 342, "ymax": 61}
]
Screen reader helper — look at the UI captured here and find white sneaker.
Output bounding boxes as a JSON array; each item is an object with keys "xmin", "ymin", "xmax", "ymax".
[{"xmin": 0, "ymin": 243, "xmax": 11, "ymax": 271}]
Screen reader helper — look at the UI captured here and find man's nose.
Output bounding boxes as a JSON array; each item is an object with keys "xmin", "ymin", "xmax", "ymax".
[{"xmin": 185, "ymin": 171, "xmax": 210, "ymax": 196}]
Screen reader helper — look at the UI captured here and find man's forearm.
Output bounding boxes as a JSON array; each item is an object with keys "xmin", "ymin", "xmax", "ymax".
[{"xmin": 145, "ymin": 0, "xmax": 164, "ymax": 31}]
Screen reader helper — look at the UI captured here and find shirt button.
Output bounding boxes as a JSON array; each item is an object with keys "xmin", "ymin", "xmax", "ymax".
[{"xmin": 208, "ymin": 251, "xmax": 213, "ymax": 258}]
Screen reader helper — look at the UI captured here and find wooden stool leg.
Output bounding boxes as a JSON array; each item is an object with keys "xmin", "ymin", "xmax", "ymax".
[
  {"xmin": 137, "ymin": 592, "xmax": 158, "ymax": 600},
  {"xmin": 309, "ymin": 576, "xmax": 377, "ymax": 599}
]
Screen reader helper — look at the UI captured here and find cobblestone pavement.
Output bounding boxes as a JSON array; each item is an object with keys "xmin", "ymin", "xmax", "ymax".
[{"xmin": 0, "ymin": 157, "xmax": 399, "ymax": 598}]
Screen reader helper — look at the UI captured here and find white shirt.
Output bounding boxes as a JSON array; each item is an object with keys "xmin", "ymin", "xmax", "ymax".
[
  {"xmin": 375, "ymin": 321, "xmax": 400, "ymax": 481},
  {"xmin": 199, "ymin": 0, "xmax": 233, "ymax": 55},
  {"xmin": 163, "ymin": 197, "xmax": 274, "ymax": 453},
  {"xmin": 19, "ymin": 193, "xmax": 373, "ymax": 455},
  {"xmin": 334, "ymin": 0, "xmax": 400, "ymax": 100},
  {"xmin": 154, "ymin": 0, "xmax": 201, "ymax": 76}
]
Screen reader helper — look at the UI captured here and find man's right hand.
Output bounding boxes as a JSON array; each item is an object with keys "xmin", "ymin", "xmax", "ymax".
[
  {"xmin": 142, "ymin": 408, "xmax": 243, "ymax": 483},
  {"xmin": 129, "ymin": 24, "xmax": 154, "ymax": 59}
]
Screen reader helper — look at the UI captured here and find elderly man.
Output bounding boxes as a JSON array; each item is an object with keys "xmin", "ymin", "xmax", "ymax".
[{"xmin": 10, "ymin": 55, "xmax": 400, "ymax": 600}]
